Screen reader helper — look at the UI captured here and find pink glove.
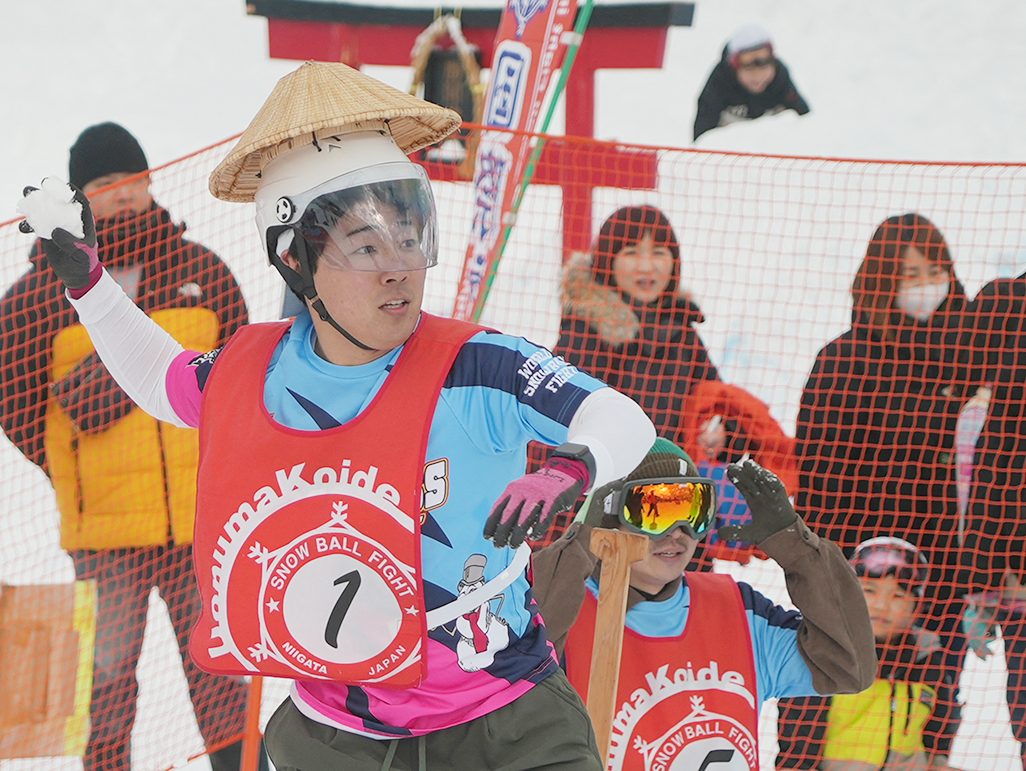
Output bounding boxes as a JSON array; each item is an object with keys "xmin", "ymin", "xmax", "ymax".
[{"xmin": 484, "ymin": 453, "xmax": 591, "ymax": 549}]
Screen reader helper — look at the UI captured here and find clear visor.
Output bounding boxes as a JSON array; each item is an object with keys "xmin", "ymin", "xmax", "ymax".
[{"xmin": 274, "ymin": 162, "xmax": 438, "ymax": 272}]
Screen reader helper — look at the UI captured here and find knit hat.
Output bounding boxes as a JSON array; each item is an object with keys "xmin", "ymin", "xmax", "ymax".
[
  {"xmin": 68, "ymin": 123, "xmax": 149, "ymax": 190},
  {"xmin": 625, "ymin": 438, "xmax": 698, "ymax": 485},
  {"xmin": 726, "ymin": 24, "xmax": 774, "ymax": 66},
  {"xmin": 596, "ymin": 438, "xmax": 699, "ymax": 529},
  {"xmin": 209, "ymin": 60, "xmax": 462, "ymax": 203}
]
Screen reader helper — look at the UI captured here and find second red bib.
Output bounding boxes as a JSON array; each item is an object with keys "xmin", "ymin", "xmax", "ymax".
[{"xmin": 566, "ymin": 573, "xmax": 760, "ymax": 771}]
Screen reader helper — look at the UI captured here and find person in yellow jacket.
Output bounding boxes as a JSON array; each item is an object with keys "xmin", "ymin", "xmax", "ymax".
[
  {"xmin": 777, "ymin": 537, "xmax": 958, "ymax": 771},
  {"xmin": 0, "ymin": 123, "xmax": 259, "ymax": 771}
]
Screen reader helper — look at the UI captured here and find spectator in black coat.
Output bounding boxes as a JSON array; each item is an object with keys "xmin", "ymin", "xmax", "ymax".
[
  {"xmin": 694, "ymin": 24, "xmax": 810, "ymax": 142},
  {"xmin": 790, "ymin": 212, "xmax": 974, "ymax": 762},
  {"xmin": 555, "ymin": 205, "xmax": 721, "ymax": 444},
  {"xmin": 527, "ymin": 206, "xmax": 722, "ymax": 549},
  {"xmin": 960, "ymin": 271, "xmax": 1026, "ymax": 765}
]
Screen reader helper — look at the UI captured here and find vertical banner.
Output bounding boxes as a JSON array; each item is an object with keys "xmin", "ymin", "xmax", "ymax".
[{"xmin": 452, "ymin": 0, "xmax": 578, "ymax": 322}]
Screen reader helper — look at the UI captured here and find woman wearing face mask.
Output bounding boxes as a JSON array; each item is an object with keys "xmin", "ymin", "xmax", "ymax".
[{"xmin": 788, "ymin": 212, "xmax": 972, "ymax": 764}]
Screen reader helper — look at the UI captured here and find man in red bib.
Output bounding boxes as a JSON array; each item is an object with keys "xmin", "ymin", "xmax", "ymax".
[
  {"xmin": 533, "ymin": 439, "xmax": 876, "ymax": 770},
  {"xmin": 18, "ymin": 61, "xmax": 658, "ymax": 771}
]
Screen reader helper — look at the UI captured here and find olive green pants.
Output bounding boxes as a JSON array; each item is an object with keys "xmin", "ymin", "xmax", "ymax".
[{"xmin": 265, "ymin": 670, "xmax": 603, "ymax": 771}]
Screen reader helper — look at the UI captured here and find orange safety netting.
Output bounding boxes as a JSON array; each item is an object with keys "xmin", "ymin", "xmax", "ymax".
[{"xmin": 1, "ymin": 127, "xmax": 1024, "ymax": 770}]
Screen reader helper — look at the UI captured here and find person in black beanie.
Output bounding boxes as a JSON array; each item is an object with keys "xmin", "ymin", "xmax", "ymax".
[
  {"xmin": 0, "ymin": 123, "xmax": 262, "ymax": 771},
  {"xmin": 693, "ymin": 24, "xmax": 810, "ymax": 142},
  {"xmin": 68, "ymin": 122, "xmax": 149, "ymax": 191}
]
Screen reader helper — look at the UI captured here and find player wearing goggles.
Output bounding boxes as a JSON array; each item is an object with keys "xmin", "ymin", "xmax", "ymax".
[{"xmin": 532, "ymin": 438, "xmax": 876, "ymax": 770}]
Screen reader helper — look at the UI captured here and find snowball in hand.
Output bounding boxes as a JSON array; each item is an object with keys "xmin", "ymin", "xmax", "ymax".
[{"xmin": 17, "ymin": 178, "xmax": 85, "ymax": 240}]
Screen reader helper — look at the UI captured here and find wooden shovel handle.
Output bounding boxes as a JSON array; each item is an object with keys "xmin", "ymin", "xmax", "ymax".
[{"xmin": 586, "ymin": 528, "xmax": 650, "ymax": 765}]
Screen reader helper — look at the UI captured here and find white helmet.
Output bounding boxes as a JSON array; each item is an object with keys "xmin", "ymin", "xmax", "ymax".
[
  {"xmin": 255, "ymin": 129, "xmax": 438, "ymax": 273},
  {"xmin": 255, "ymin": 129, "xmax": 438, "ymax": 351}
]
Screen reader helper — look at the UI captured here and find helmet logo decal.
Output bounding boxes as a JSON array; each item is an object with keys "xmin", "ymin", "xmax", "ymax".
[{"xmin": 275, "ymin": 197, "xmax": 296, "ymax": 223}]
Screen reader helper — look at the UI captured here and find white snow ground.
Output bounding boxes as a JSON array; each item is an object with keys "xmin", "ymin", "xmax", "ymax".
[{"xmin": 1, "ymin": 1, "xmax": 1025, "ymax": 769}]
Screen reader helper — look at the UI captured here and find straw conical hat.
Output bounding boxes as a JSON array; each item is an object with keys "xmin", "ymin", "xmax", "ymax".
[{"xmin": 209, "ymin": 60, "xmax": 462, "ymax": 202}]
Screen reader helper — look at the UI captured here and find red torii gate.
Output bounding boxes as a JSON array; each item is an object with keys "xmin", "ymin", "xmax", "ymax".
[{"xmin": 247, "ymin": 0, "xmax": 694, "ymax": 252}]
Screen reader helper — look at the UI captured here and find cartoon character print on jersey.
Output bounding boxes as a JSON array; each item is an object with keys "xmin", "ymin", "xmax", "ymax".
[
  {"xmin": 603, "ymin": 657, "xmax": 759, "ymax": 771},
  {"xmin": 424, "ymin": 573, "xmax": 556, "ymax": 685},
  {"xmin": 417, "ymin": 451, "xmax": 556, "ymax": 683},
  {"xmin": 449, "ymin": 554, "xmax": 510, "ymax": 672}
]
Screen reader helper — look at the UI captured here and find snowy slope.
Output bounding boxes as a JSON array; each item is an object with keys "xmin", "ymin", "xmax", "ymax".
[{"xmin": 2, "ymin": 0, "xmax": 1026, "ymax": 218}]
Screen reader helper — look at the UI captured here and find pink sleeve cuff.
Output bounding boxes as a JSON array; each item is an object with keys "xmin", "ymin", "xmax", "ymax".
[
  {"xmin": 165, "ymin": 350, "xmax": 205, "ymax": 428},
  {"xmin": 67, "ymin": 263, "xmax": 105, "ymax": 299}
]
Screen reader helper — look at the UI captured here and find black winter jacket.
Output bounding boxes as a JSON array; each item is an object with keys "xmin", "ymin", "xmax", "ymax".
[
  {"xmin": 961, "ymin": 273, "xmax": 1026, "ymax": 591},
  {"xmin": 795, "ymin": 296, "xmax": 971, "ymax": 604},
  {"xmin": 555, "ymin": 293, "xmax": 720, "ymax": 445},
  {"xmin": 694, "ymin": 53, "xmax": 810, "ymax": 141}
]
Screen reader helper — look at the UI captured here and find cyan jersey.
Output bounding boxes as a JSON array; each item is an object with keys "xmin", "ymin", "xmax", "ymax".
[
  {"xmin": 246, "ymin": 311, "xmax": 607, "ymax": 735},
  {"xmin": 586, "ymin": 574, "xmax": 816, "ymax": 706}
]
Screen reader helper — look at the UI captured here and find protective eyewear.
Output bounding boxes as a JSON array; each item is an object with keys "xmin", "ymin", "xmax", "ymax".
[
  {"xmin": 737, "ymin": 57, "xmax": 775, "ymax": 70},
  {"xmin": 850, "ymin": 537, "xmax": 928, "ymax": 586},
  {"xmin": 271, "ymin": 161, "xmax": 438, "ymax": 272},
  {"xmin": 616, "ymin": 477, "xmax": 717, "ymax": 539}
]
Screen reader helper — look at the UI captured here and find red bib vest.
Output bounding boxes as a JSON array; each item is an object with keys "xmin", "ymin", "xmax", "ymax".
[
  {"xmin": 566, "ymin": 573, "xmax": 760, "ymax": 771},
  {"xmin": 190, "ymin": 314, "xmax": 479, "ymax": 688}
]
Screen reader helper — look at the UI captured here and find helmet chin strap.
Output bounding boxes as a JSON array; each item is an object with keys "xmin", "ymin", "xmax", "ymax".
[
  {"xmin": 308, "ymin": 297, "xmax": 376, "ymax": 352},
  {"xmin": 269, "ymin": 231, "xmax": 375, "ymax": 352}
]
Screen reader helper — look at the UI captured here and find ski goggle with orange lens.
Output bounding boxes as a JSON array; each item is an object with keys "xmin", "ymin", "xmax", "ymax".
[{"xmin": 616, "ymin": 477, "xmax": 718, "ymax": 539}]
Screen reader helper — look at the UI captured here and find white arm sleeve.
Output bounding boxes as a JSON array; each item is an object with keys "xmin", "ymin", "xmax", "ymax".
[
  {"xmin": 566, "ymin": 387, "xmax": 656, "ymax": 488},
  {"xmin": 68, "ymin": 270, "xmax": 190, "ymax": 427}
]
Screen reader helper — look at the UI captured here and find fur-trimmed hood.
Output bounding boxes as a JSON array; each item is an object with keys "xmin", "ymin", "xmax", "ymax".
[{"xmin": 561, "ymin": 251, "xmax": 704, "ymax": 348}]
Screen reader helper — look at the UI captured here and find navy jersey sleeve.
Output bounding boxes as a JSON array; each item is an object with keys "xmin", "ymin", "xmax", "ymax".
[
  {"xmin": 441, "ymin": 331, "xmax": 607, "ymax": 453},
  {"xmin": 739, "ymin": 581, "xmax": 817, "ymax": 703}
]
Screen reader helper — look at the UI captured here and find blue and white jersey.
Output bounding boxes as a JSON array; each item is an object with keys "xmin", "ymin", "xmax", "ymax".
[
  {"xmin": 262, "ymin": 312, "xmax": 602, "ymax": 628},
  {"xmin": 246, "ymin": 312, "xmax": 607, "ymax": 734}
]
